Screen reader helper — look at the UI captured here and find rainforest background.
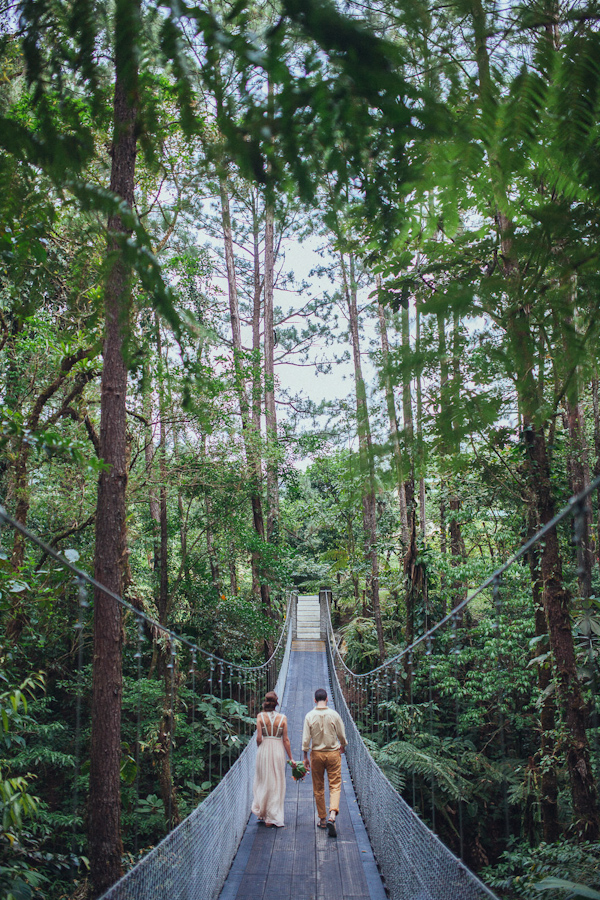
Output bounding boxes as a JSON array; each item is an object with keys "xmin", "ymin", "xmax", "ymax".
[{"xmin": 1, "ymin": 0, "xmax": 600, "ymax": 896}]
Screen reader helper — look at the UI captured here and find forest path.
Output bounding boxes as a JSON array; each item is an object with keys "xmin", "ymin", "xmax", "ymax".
[{"xmin": 219, "ymin": 643, "xmax": 386, "ymax": 900}]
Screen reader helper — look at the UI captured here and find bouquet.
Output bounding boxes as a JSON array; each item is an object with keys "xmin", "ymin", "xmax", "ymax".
[{"xmin": 287, "ymin": 760, "xmax": 307, "ymax": 781}]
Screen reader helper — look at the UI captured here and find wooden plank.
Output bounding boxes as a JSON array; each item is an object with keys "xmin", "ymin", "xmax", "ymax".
[
  {"xmin": 243, "ymin": 827, "xmax": 275, "ymax": 875},
  {"xmin": 276, "ymin": 829, "xmax": 297, "ymax": 852},
  {"xmin": 268, "ymin": 850, "xmax": 295, "ymax": 876},
  {"xmin": 245, "ymin": 850, "xmax": 271, "ymax": 876},
  {"xmin": 233, "ymin": 872, "xmax": 268, "ymax": 900},
  {"xmin": 264, "ymin": 874, "xmax": 293, "ymax": 899},
  {"xmin": 290, "ymin": 875, "xmax": 318, "ymax": 900},
  {"xmin": 338, "ymin": 839, "xmax": 370, "ymax": 898},
  {"xmin": 292, "ymin": 837, "xmax": 316, "ymax": 876},
  {"xmin": 316, "ymin": 842, "xmax": 344, "ymax": 900}
]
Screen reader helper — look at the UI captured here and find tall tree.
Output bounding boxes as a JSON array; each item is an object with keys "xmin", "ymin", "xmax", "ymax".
[
  {"xmin": 400, "ymin": 301, "xmax": 416, "ymax": 525},
  {"xmin": 89, "ymin": 0, "xmax": 141, "ymax": 891},
  {"xmin": 341, "ymin": 250, "xmax": 385, "ymax": 663},
  {"xmin": 264, "ymin": 193, "xmax": 279, "ymax": 543},
  {"xmin": 218, "ymin": 176, "xmax": 272, "ymax": 630},
  {"xmin": 376, "ymin": 295, "xmax": 409, "ymax": 547}
]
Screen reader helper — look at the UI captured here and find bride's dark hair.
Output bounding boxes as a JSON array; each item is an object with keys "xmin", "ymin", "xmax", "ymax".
[{"xmin": 262, "ymin": 691, "xmax": 278, "ymax": 712}]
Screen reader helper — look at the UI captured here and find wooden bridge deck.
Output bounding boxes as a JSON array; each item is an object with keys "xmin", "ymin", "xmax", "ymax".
[{"xmin": 219, "ymin": 645, "xmax": 387, "ymax": 900}]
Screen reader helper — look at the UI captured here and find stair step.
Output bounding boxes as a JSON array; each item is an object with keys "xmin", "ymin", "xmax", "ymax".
[{"xmin": 296, "ymin": 597, "xmax": 321, "ymax": 639}]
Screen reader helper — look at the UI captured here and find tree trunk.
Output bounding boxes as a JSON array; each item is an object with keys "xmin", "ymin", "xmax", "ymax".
[
  {"xmin": 202, "ymin": 435, "xmax": 221, "ymax": 591},
  {"xmin": 249, "ymin": 200, "xmax": 264, "ymax": 601},
  {"xmin": 401, "ymin": 301, "xmax": 416, "ymax": 520},
  {"xmin": 564, "ymin": 396, "xmax": 593, "ymax": 599},
  {"xmin": 143, "ymin": 362, "xmax": 160, "ymax": 574},
  {"xmin": 593, "ymin": 375, "xmax": 600, "ymax": 567},
  {"xmin": 153, "ymin": 316, "xmax": 180, "ymax": 829},
  {"xmin": 251, "ymin": 189, "xmax": 263, "ymax": 437},
  {"xmin": 377, "ymin": 296, "xmax": 409, "ymax": 547},
  {"xmin": 0, "ymin": 316, "xmax": 24, "ymax": 511},
  {"xmin": 219, "ymin": 178, "xmax": 271, "ymax": 637},
  {"xmin": 228, "ymin": 534, "xmax": 238, "ymax": 596},
  {"xmin": 342, "ymin": 252, "xmax": 385, "ymax": 663},
  {"xmin": 171, "ymin": 423, "xmax": 190, "ymax": 591},
  {"xmin": 449, "ymin": 315, "xmax": 467, "ymax": 613},
  {"xmin": 449, "ymin": 496, "xmax": 467, "ymax": 618},
  {"xmin": 264, "ymin": 193, "xmax": 279, "ymax": 542},
  {"xmin": 416, "ymin": 300, "xmax": 426, "ymax": 537},
  {"xmin": 156, "ymin": 316, "xmax": 169, "ymax": 625},
  {"xmin": 527, "ymin": 510, "xmax": 561, "ymax": 843},
  {"xmin": 437, "ymin": 312, "xmax": 449, "ymax": 613},
  {"xmin": 522, "ymin": 418, "xmax": 598, "ymax": 839},
  {"xmin": 439, "ymin": 493, "xmax": 447, "ymax": 615},
  {"xmin": 157, "ymin": 656, "xmax": 181, "ymax": 831},
  {"xmin": 89, "ymin": 7, "xmax": 139, "ymax": 890}
]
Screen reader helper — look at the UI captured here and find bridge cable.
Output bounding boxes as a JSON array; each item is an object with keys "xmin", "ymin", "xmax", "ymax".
[
  {"xmin": 328, "ymin": 472, "xmax": 600, "ymax": 680},
  {"xmin": 0, "ymin": 504, "xmax": 290, "ymax": 673}
]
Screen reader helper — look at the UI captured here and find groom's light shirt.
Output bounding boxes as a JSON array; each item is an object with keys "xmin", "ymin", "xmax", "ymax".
[{"xmin": 302, "ymin": 707, "xmax": 347, "ymax": 752}]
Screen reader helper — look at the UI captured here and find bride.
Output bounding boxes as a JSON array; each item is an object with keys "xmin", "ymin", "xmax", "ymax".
[{"xmin": 251, "ymin": 690, "xmax": 295, "ymax": 827}]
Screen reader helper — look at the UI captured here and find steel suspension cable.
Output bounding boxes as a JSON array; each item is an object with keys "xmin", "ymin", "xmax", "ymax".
[
  {"xmin": 326, "ymin": 473, "xmax": 600, "ymax": 680},
  {"xmin": 0, "ymin": 504, "xmax": 292, "ymax": 674}
]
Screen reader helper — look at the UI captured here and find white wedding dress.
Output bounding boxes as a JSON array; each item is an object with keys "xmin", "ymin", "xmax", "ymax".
[{"xmin": 251, "ymin": 711, "xmax": 287, "ymax": 827}]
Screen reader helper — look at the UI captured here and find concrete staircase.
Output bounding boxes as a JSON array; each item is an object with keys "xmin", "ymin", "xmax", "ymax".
[{"xmin": 295, "ymin": 595, "xmax": 321, "ymax": 640}]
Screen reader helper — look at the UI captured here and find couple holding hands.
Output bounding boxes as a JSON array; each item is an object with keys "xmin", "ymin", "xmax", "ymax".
[{"xmin": 251, "ymin": 688, "xmax": 347, "ymax": 838}]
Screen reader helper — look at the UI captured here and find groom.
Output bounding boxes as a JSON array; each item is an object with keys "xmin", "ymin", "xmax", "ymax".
[{"xmin": 302, "ymin": 688, "xmax": 347, "ymax": 837}]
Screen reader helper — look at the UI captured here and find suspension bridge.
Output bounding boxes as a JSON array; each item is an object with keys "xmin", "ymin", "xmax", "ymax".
[
  {"xmin": 1, "ymin": 480, "xmax": 599, "ymax": 900},
  {"xmin": 92, "ymin": 593, "xmax": 494, "ymax": 900}
]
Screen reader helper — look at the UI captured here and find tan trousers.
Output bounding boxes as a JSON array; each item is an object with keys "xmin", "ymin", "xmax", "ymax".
[{"xmin": 310, "ymin": 750, "xmax": 342, "ymax": 819}]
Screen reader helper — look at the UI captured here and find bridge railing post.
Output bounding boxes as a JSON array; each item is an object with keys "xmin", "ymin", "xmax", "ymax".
[
  {"xmin": 292, "ymin": 589, "xmax": 298, "ymax": 640},
  {"xmin": 318, "ymin": 586, "xmax": 331, "ymax": 640}
]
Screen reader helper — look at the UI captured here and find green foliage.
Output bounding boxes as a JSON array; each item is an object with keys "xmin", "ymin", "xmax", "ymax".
[
  {"xmin": 483, "ymin": 841, "xmax": 600, "ymax": 900},
  {"xmin": 340, "ymin": 618, "xmax": 381, "ymax": 672},
  {"xmin": 535, "ymin": 880, "xmax": 600, "ymax": 900},
  {"xmin": 3, "ymin": 0, "xmax": 600, "ymax": 893},
  {"xmin": 0, "ymin": 675, "xmax": 49, "ymax": 900}
]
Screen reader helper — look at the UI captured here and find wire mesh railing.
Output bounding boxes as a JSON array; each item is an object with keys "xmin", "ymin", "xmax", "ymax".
[
  {"xmin": 0, "ymin": 505, "xmax": 294, "ymax": 899},
  {"xmin": 326, "ymin": 478, "xmax": 600, "ymax": 898},
  {"xmin": 102, "ymin": 623, "xmax": 293, "ymax": 900},
  {"xmin": 326, "ymin": 617, "xmax": 498, "ymax": 900}
]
